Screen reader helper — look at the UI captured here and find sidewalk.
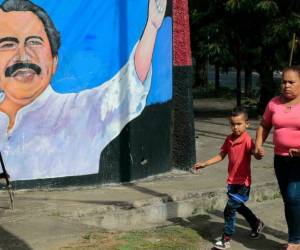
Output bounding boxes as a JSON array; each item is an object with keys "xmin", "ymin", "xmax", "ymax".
[{"xmin": 0, "ymin": 98, "xmax": 281, "ymax": 249}]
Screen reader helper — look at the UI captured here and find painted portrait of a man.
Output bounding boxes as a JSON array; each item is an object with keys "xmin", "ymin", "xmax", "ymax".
[{"xmin": 0, "ymin": 0, "xmax": 172, "ymax": 180}]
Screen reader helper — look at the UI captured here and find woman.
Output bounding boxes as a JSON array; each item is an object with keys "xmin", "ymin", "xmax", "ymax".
[{"xmin": 255, "ymin": 65, "xmax": 300, "ymax": 250}]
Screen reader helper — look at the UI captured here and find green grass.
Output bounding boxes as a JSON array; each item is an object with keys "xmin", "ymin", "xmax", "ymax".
[
  {"xmin": 61, "ymin": 225, "xmax": 203, "ymax": 250},
  {"xmin": 117, "ymin": 226, "xmax": 200, "ymax": 250}
]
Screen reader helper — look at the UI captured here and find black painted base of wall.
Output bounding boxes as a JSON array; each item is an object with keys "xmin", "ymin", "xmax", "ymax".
[{"xmin": 12, "ymin": 101, "xmax": 172, "ymax": 189}]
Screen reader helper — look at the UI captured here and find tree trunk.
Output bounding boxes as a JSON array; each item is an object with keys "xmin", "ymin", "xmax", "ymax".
[
  {"xmin": 215, "ymin": 64, "xmax": 220, "ymax": 91},
  {"xmin": 257, "ymin": 66, "xmax": 275, "ymax": 114},
  {"xmin": 236, "ymin": 65, "xmax": 242, "ymax": 107},
  {"xmin": 244, "ymin": 68, "xmax": 252, "ymax": 97},
  {"xmin": 235, "ymin": 40, "xmax": 242, "ymax": 107},
  {"xmin": 193, "ymin": 57, "xmax": 208, "ymax": 88}
]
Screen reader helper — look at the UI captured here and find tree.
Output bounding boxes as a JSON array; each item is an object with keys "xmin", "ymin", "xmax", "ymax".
[
  {"xmin": 189, "ymin": 0, "xmax": 234, "ymax": 91},
  {"xmin": 255, "ymin": 0, "xmax": 300, "ymax": 112},
  {"xmin": 189, "ymin": 0, "xmax": 300, "ymax": 111}
]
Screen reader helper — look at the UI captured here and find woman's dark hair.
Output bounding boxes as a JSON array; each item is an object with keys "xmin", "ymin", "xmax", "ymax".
[
  {"xmin": 0, "ymin": 0, "xmax": 60, "ymax": 57},
  {"xmin": 230, "ymin": 107, "xmax": 248, "ymax": 121},
  {"xmin": 282, "ymin": 65, "xmax": 300, "ymax": 77}
]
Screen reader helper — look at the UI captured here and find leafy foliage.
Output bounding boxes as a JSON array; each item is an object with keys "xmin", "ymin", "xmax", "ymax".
[
  {"xmin": 189, "ymin": 0, "xmax": 300, "ymax": 110},
  {"xmin": 255, "ymin": 1, "xmax": 279, "ymax": 16}
]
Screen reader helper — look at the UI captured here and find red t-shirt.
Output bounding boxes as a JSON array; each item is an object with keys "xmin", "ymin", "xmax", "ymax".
[{"xmin": 221, "ymin": 132, "xmax": 254, "ymax": 186}]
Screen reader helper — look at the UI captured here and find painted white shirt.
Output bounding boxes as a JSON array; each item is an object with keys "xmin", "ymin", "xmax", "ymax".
[{"xmin": 0, "ymin": 44, "xmax": 152, "ymax": 181}]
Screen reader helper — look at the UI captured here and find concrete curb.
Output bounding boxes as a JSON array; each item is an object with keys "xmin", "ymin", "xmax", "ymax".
[{"xmin": 76, "ymin": 181, "xmax": 280, "ymax": 230}]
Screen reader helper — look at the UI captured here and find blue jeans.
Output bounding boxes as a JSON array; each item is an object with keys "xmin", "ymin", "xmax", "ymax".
[
  {"xmin": 274, "ymin": 155, "xmax": 300, "ymax": 243},
  {"xmin": 223, "ymin": 184, "xmax": 259, "ymax": 236}
]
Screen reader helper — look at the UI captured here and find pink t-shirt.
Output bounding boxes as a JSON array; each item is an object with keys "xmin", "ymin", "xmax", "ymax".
[
  {"xmin": 221, "ymin": 132, "xmax": 254, "ymax": 186},
  {"xmin": 263, "ymin": 96, "xmax": 300, "ymax": 156}
]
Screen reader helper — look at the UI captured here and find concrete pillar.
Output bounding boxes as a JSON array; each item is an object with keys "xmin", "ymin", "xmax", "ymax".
[{"xmin": 172, "ymin": 0, "xmax": 196, "ymax": 169}]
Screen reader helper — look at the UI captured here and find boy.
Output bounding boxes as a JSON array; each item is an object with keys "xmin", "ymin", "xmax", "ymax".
[{"xmin": 193, "ymin": 107, "xmax": 264, "ymax": 250}]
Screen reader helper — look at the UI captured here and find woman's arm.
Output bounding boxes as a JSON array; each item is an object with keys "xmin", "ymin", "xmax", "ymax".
[{"xmin": 255, "ymin": 120, "xmax": 272, "ymax": 159}]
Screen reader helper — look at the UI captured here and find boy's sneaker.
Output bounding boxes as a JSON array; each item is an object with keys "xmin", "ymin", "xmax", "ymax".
[
  {"xmin": 249, "ymin": 219, "xmax": 265, "ymax": 239},
  {"xmin": 214, "ymin": 235, "xmax": 231, "ymax": 249}
]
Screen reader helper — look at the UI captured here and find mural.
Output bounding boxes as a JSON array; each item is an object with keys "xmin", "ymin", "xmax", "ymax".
[{"xmin": 0, "ymin": 0, "xmax": 172, "ymax": 181}]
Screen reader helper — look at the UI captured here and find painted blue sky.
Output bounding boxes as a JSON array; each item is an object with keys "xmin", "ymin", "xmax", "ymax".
[{"xmin": 5, "ymin": 0, "xmax": 173, "ymax": 105}]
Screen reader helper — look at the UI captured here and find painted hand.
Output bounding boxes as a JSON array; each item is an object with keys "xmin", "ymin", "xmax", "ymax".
[{"xmin": 148, "ymin": 0, "xmax": 167, "ymax": 30}]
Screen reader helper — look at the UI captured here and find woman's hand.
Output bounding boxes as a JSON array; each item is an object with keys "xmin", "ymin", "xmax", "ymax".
[
  {"xmin": 289, "ymin": 148, "xmax": 300, "ymax": 157},
  {"xmin": 254, "ymin": 146, "xmax": 265, "ymax": 160}
]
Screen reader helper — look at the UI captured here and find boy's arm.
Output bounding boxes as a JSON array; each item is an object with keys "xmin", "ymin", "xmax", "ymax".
[{"xmin": 193, "ymin": 151, "xmax": 226, "ymax": 170}]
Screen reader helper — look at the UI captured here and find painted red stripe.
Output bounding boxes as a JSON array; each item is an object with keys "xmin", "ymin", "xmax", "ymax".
[{"xmin": 173, "ymin": 0, "xmax": 192, "ymax": 66}]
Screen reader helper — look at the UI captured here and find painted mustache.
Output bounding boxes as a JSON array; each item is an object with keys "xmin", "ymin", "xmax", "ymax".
[{"xmin": 5, "ymin": 63, "xmax": 41, "ymax": 77}]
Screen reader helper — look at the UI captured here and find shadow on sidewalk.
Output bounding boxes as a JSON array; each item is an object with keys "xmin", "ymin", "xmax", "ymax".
[
  {"xmin": 14, "ymin": 183, "xmax": 175, "ymax": 211},
  {"xmin": 123, "ymin": 183, "xmax": 173, "ymax": 199},
  {"xmin": 0, "ymin": 226, "xmax": 31, "ymax": 250},
  {"xmin": 12, "ymin": 195, "xmax": 135, "ymax": 210},
  {"xmin": 169, "ymin": 210, "xmax": 286, "ymax": 250}
]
